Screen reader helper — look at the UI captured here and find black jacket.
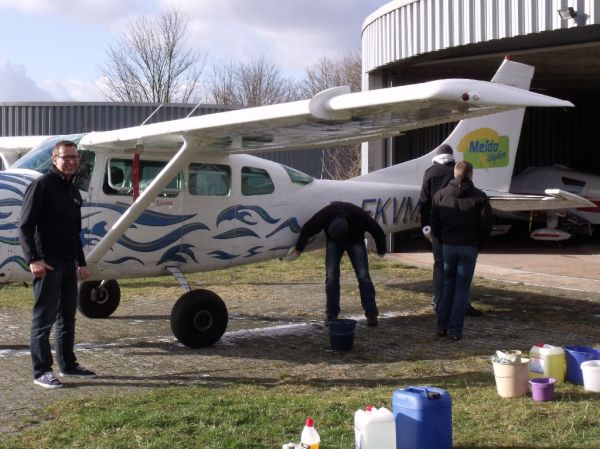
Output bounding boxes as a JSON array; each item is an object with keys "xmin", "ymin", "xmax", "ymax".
[
  {"xmin": 419, "ymin": 161, "xmax": 455, "ymax": 228},
  {"xmin": 430, "ymin": 177, "xmax": 493, "ymax": 249},
  {"xmin": 19, "ymin": 166, "xmax": 86, "ymax": 266},
  {"xmin": 295, "ymin": 202, "xmax": 387, "ymax": 255}
]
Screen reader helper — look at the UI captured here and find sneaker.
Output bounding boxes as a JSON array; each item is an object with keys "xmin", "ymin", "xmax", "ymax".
[
  {"xmin": 366, "ymin": 315, "xmax": 379, "ymax": 326},
  {"xmin": 465, "ymin": 305, "xmax": 483, "ymax": 317},
  {"xmin": 59, "ymin": 364, "xmax": 96, "ymax": 378},
  {"xmin": 34, "ymin": 372, "xmax": 63, "ymax": 389}
]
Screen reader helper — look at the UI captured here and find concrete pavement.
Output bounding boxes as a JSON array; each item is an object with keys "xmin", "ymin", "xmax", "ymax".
[{"xmin": 388, "ymin": 237, "xmax": 600, "ymax": 293}]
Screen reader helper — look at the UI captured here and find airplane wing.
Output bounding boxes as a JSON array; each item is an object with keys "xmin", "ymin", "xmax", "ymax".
[
  {"xmin": 487, "ymin": 189, "xmax": 595, "ymax": 212},
  {"xmin": 0, "ymin": 135, "xmax": 50, "ymax": 168},
  {"xmin": 80, "ymin": 80, "xmax": 573, "ymax": 153},
  {"xmin": 82, "ymin": 80, "xmax": 573, "ymax": 266}
]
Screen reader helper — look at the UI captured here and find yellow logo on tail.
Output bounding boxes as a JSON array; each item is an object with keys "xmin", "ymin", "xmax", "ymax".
[{"xmin": 457, "ymin": 128, "xmax": 509, "ymax": 169}]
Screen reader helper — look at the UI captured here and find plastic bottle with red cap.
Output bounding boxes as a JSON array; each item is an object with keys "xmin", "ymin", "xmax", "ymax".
[{"xmin": 300, "ymin": 417, "xmax": 320, "ymax": 449}]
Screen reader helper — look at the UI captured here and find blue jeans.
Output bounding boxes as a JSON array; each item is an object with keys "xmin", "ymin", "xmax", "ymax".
[
  {"xmin": 437, "ymin": 245, "xmax": 478, "ymax": 338},
  {"xmin": 431, "ymin": 236, "xmax": 444, "ymax": 310},
  {"xmin": 30, "ymin": 258, "xmax": 79, "ymax": 379},
  {"xmin": 325, "ymin": 239, "xmax": 378, "ymax": 319}
]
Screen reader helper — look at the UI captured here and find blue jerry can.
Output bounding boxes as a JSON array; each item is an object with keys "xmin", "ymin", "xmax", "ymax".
[{"xmin": 392, "ymin": 386, "xmax": 452, "ymax": 449}]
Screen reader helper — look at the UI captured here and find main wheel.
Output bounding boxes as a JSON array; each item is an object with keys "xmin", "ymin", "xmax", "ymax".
[
  {"xmin": 77, "ymin": 280, "xmax": 121, "ymax": 318},
  {"xmin": 170, "ymin": 289, "xmax": 228, "ymax": 348}
]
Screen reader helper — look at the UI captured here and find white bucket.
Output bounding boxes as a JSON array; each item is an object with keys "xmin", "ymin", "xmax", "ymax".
[{"xmin": 581, "ymin": 360, "xmax": 600, "ymax": 393}]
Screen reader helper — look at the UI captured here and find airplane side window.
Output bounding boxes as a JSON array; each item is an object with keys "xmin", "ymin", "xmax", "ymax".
[
  {"xmin": 103, "ymin": 158, "xmax": 182, "ymax": 197},
  {"xmin": 561, "ymin": 176, "xmax": 585, "ymax": 194},
  {"xmin": 281, "ymin": 164, "xmax": 313, "ymax": 186},
  {"xmin": 241, "ymin": 166, "xmax": 274, "ymax": 196},
  {"xmin": 188, "ymin": 163, "xmax": 231, "ymax": 196}
]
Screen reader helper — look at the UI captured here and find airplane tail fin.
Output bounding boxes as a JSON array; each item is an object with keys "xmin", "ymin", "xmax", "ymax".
[{"xmin": 354, "ymin": 58, "xmax": 533, "ymax": 192}]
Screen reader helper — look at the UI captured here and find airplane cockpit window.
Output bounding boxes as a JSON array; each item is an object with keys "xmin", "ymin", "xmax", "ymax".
[
  {"xmin": 12, "ymin": 134, "xmax": 84, "ymax": 175},
  {"xmin": 104, "ymin": 158, "xmax": 182, "ymax": 197},
  {"xmin": 241, "ymin": 166, "xmax": 274, "ymax": 196},
  {"xmin": 188, "ymin": 163, "xmax": 231, "ymax": 196},
  {"xmin": 281, "ymin": 164, "xmax": 313, "ymax": 186},
  {"xmin": 561, "ymin": 176, "xmax": 585, "ymax": 194}
]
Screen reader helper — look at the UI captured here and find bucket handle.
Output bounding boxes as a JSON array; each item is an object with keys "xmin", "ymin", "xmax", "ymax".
[{"xmin": 405, "ymin": 387, "xmax": 441, "ymax": 400}]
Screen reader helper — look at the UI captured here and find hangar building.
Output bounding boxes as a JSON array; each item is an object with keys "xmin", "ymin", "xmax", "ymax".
[{"xmin": 362, "ymin": 0, "xmax": 600, "ymax": 177}]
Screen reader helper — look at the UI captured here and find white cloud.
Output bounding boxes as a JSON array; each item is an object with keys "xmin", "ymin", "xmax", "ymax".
[
  {"xmin": 0, "ymin": 0, "xmax": 150, "ymax": 24},
  {"xmin": 41, "ymin": 78, "xmax": 105, "ymax": 102},
  {"xmin": 0, "ymin": 60, "xmax": 54, "ymax": 101}
]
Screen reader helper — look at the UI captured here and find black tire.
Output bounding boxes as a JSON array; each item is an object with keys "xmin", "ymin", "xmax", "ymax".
[
  {"xmin": 77, "ymin": 280, "xmax": 121, "ymax": 318},
  {"xmin": 170, "ymin": 289, "xmax": 228, "ymax": 348}
]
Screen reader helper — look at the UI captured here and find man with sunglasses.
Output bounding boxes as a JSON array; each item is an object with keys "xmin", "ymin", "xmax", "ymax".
[{"xmin": 19, "ymin": 140, "xmax": 95, "ymax": 389}]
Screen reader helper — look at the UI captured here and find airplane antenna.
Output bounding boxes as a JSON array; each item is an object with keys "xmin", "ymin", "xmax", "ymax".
[{"xmin": 140, "ymin": 103, "xmax": 163, "ymax": 126}]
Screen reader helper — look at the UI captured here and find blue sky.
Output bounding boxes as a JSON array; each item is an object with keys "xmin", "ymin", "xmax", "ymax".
[{"xmin": 0, "ymin": 0, "xmax": 391, "ymax": 102}]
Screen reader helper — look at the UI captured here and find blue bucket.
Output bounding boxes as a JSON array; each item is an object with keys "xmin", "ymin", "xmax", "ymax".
[
  {"xmin": 329, "ymin": 319, "xmax": 356, "ymax": 350},
  {"xmin": 564, "ymin": 345, "xmax": 600, "ymax": 385}
]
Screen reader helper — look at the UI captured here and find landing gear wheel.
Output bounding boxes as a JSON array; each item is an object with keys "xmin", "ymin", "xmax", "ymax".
[
  {"xmin": 77, "ymin": 280, "xmax": 121, "ymax": 318},
  {"xmin": 171, "ymin": 289, "xmax": 228, "ymax": 348}
]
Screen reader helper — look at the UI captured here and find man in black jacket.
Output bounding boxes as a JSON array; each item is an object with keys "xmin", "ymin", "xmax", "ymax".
[
  {"xmin": 430, "ymin": 161, "xmax": 493, "ymax": 341},
  {"xmin": 290, "ymin": 202, "xmax": 387, "ymax": 326},
  {"xmin": 420, "ymin": 145, "xmax": 482, "ymax": 317},
  {"xmin": 19, "ymin": 140, "xmax": 95, "ymax": 389}
]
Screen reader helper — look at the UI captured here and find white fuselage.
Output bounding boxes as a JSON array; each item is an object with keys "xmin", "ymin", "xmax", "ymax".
[{"xmin": 0, "ymin": 150, "xmax": 419, "ymax": 283}]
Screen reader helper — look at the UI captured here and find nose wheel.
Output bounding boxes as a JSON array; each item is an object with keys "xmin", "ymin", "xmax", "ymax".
[
  {"xmin": 77, "ymin": 279, "xmax": 121, "ymax": 318},
  {"xmin": 170, "ymin": 289, "xmax": 228, "ymax": 348}
]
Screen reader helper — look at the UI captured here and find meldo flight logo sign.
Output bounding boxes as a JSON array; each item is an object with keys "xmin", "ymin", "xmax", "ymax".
[{"xmin": 458, "ymin": 128, "xmax": 509, "ymax": 169}]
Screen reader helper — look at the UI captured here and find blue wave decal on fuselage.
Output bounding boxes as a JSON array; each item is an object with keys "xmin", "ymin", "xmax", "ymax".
[
  {"xmin": 216, "ymin": 205, "xmax": 280, "ymax": 226},
  {"xmin": 0, "ymin": 198, "xmax": 22, "ymax": 207},
  {"xmin": 105, "ymin": 256, "xmax": 145, "ymax": 265},
  {"xmin": 0, "ymin": 222, "xmax": 17, "ymax": 231},
  {"xmin": 84, "ymin": 202, "xmax": 197, "ymax": 227},
  {"xmin": 265, "ymin": 217, "xmax": 302, "ymax": 238},
  {"xmin": 244, "ymin": 246, "xmax": 263, "ymax": 257},
  {"xmin": 213, "ymin": 228, "xmax": 260, "ymax": 239},
  {"xmin": 269, "ymin": 245, "xmax": 293, "ymax": 251},
  {"xmin": 0, "ymin": 183, "xmax": 25, "ymax": 197},
  {"xmin": 158, "ymin": 244, "xmax": 198, "ymax": 265},
  {"xmin": 117, "ymin": 222, "xmax": 209, "ymax": 252},
  {"xmin": 0, "ymin": 255, "xmax": 29, "ymax": 272},
  {"xmin": 208, "ymin": 250, "xmax": 239, "ymax": 260},
  {"xmin": 0, "ymin": 236, "xmax": 19, "ymax": 245},
  {"xmin": 0, "ymin": 173, "xmax": 32, "ymax": 186}
]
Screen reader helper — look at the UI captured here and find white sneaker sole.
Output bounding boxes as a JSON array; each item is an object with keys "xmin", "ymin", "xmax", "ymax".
[{"xmin": 33, "ymin": 379, "xmax": 63, "ymax": 389}]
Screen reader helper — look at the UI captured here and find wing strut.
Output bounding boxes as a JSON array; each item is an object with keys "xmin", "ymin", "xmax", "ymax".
[{"xmin": 85, "ymin": 138, "xmax": 195, "ymax": 267}]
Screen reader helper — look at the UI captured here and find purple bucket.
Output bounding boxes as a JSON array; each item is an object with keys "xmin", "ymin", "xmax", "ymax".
[
  {"xmin": 564, "ymin": 346, "xmax": 600, "ymax": 385},
  {"xmin": 529, "ymin": 378, "xmax": 556, "ymax": 402}
]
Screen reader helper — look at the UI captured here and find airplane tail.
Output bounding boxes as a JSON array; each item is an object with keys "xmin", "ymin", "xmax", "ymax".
[{"xmin": 354, "ymin": 58, "xmax": 533, "ymax": 192}]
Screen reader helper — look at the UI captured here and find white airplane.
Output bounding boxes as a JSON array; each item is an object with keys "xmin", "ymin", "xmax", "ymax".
[
  {"xmin": 503, "ymin": 165, "xmax": 600, "ymax": 241},
  {"xmin": 0, "ymin": 136, "xmax": 50, "ymax": 170},
  {"xmin": 0, "ymin": 59, "xmax": 592, "ymax": 348}
]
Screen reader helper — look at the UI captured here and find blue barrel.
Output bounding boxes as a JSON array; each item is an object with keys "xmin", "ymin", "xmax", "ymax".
[
  {"xmin": 329, "ymin": 319, "xmax": 356, "ymax": 350},
  {"xmin": 564, "ymin": 346, "xmax": 600, "ymax": 385},
  {"xmin": 392, "ymin": 386, "xmax": 452, "ymax": 449}
]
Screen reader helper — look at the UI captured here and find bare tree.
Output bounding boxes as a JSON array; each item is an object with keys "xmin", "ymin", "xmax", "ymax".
[
  {"xmin": 205, "ymin": 55, "xmax": 300, "ymax": 107},
  {"xmin": 301, "ymin": 50, "xmax": 363, "ymax": 180},
  {"xmin": 99, "ymin": 8, "xmax": 204, "ymax": 103}
]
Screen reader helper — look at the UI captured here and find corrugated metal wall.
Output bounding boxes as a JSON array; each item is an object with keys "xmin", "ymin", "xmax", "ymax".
[
  {"xmin": 0, "ymin": 102, "xmax": 324, "ymax": 178},
  {"xmin": 363, "ymin": 0, "xmax": 599, "ymax": 72}
]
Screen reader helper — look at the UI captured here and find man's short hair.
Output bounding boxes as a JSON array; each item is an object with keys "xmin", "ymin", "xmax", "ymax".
[
  {"xmin": 52, "ymin": 140, "xmax": 77, "ymax": 156},
  {"xmin": 327, "ymin": 217, "xmax": 349, "ymax": 240},
  {"xmin": 454, "ymin": 160, "xmax": 473, "ymax": 179}
]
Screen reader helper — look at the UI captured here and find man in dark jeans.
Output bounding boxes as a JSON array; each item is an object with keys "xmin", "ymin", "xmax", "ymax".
[
  {"xmin": 289, "ymin": 202, "xmax": 387, "ymax": 326},
  {"xmin": 420, "ymin": 144, "xmax": 483, "ymax": 317},
  {"xmin": 19, "ymin": 140, "xmax": 96, "ymax": 389},
  {"xmin": 430, "ymin": 161, "xmax": 493, "ymax": 341}
]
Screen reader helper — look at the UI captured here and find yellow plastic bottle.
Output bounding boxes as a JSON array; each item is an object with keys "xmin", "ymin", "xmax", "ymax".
[{"xmin": 529, "ymin": 343, "xmax": 566, "ymax": 384}]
